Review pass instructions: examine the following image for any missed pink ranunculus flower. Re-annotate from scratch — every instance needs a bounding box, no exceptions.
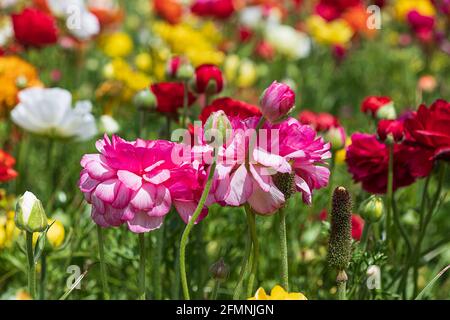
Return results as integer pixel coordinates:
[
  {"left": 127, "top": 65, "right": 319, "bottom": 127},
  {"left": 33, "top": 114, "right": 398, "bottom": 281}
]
[
  {"left": 79, "top": 135, "right": 206, "bottom": 233},
  {"left": 260, "top": 81, "right": 296, "bottom": 124},
  {"left": 196, "top": 115, "right": 331, "bottom": 214}
]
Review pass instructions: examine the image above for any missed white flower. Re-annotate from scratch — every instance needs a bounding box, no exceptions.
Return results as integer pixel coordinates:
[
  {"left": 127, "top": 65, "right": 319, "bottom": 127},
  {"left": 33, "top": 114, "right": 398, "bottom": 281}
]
[
  {"left": 47, "top": 0, "right": 100, "bottom": 40},
  {"left": 11, "top": 87, "right": 97, "bottom": 141},
  {"left": 68, "top": 10, "right": 100, "bottom": 40},
  {"left": 265, "top": 24, "right": 311, "bottom": 60},
  {"left": 0, "top": 0, "right": 18, "bottom": 9},
  {"left": 99, "top": 115, "right": 120, "bottom": 134},
  {"left": 239, "top": 6, "right": 281, "bottom": 29}
]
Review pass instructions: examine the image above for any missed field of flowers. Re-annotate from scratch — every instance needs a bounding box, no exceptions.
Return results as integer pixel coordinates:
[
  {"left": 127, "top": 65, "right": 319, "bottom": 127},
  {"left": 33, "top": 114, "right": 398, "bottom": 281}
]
[{"left": 0, "top": 0, "right": 449, "bottom": 301}]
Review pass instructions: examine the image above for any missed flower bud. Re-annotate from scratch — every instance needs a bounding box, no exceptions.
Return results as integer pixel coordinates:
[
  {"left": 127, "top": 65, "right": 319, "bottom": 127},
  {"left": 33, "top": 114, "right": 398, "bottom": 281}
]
[
  {"left": 204, "top": 111, "right": 232, "bottom": 148},
  {"left": 134, "top": 88, "right": 156, "bottom": 110},
  {"left": 14, "top": 191, "right": 48, "bottom": 233},
  {"left": 327, "top": 187, "right": 352, "bottom": 271},
  {"left": 377, "top": 119, "right": 404, "bottom": 144},
  {"left": 360, "top": 195, "right": 384, "bottom": 223},
  {"left": 166, "top": 56, "right": 194, "bottom": 81},
  {"left": 260, "top": 81, "right": 295, "bottom": 123},
  {"left": 324, "top": 126, "right": 346, "bottom": 151},
  {"left": 193, "top": 64, "right": 224, "bottom": 95},
  {"left": 209, "top": 258, "right": 229, "bottom": 281},
  {"left": 376, "top": 102, "right": 397, "bottom": 120},
  {"left": 361, "top": 96, "right": 396, "bottom": 119}
]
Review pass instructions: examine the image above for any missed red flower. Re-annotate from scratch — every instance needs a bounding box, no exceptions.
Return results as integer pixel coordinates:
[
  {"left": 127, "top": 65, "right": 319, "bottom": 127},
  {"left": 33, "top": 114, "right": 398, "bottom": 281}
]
[
  {"left": 194, "top": 64, "right": 224, "bottom": 95},
  {"left": 150, "top": 82, "right": 196, "bottom": 115},
  {"left": 12, "top": 8, "right": 58, "bottom": 48},
  {"left": 199, "top": 97, "right": 261, "bottom": 123},
  {"left": 404, "top": 99, "right": 450, "bottom": 161},
  {"left": 346, "top": 133, "right": 432, "bottom": 194},
  {"left": 315, "top": 0, "right": 361, "bottom": 21},
  {"left": 191, "top": 0, "right": 235, "bottom": 19},
  {"left": 351, "top": 214, "right": 365, "bottom": 241},
  {"left": 0, "top": 150, "right": 18, "bottom": 182},
  {"left": 255, "top": 41, "right": 275, "bottom": 60},
  {"left": 377, "top": 119, "right": 404, "bottom": 143},
  {"left": 298, "top": 110, "right": 340, "bottom": 132},
  {"left": 238, "top": 26, "right": 253, "bottom": 43},
  {"left": 361, "top": 96, "right": 392, "bottom": 117},
  {"left": 407, "top": 10, "right": 435, "bottom": 43}
]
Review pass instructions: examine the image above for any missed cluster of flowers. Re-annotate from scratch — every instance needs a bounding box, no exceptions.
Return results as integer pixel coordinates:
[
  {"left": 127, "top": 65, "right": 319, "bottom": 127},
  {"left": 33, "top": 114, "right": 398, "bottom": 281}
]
[
  {"left": 79, "top": 81, "right": 332, "bottom": 233},
  {"left": 347, "top": 96, "right": 450, "bottom": 194}
]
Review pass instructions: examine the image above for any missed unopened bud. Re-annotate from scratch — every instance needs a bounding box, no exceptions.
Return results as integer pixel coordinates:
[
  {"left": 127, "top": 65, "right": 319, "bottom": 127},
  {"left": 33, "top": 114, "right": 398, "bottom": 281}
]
[
  {"left": 209, "top": 258, "right": 229, "bottom": 281},
  {"left": 260, "top": 81, "right": 295, "bottom": 123},
  {"left": 360, "top": 195, "right": 384, "bottom": 223},
  {"left": 134, "top": 88, "right": 156, "bottom": 110},
  {"left": 14, "top": 191, "right": 48, "bottom": 233},
  {"left": 204, "top": 111, "right": 232, "bottom": 148},
  {"left": 376, "top": 101, "right": 396, "bottom": 120},
  {"left": 324, "top": 126, "right": 346, "bottom": 151}
]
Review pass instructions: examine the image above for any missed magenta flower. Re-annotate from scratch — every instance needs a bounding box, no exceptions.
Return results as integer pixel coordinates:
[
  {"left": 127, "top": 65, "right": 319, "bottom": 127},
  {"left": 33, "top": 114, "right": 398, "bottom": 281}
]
[
  {"left": 260, "top": 81, "right": 296, "bottom": 123},
  {"left": 79, "top": 135, "right": 205, "bottom": 233}
]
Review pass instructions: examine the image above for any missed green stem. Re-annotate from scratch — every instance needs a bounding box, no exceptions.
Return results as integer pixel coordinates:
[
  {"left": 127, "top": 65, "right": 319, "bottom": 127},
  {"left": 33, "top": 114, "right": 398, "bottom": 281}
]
[
  {"left": 96, "top": 225, "right": 110, "bottom": 300},
  {"left": 180, "top": 161, "right": 217, "bottom": 300},
  {"left": 279, "top": 207, "right": 289, "bottom": 291},
  {"left": 153, "top": 225, "right": 164, "bottom": 300},
  {"left": 232, "top": 208, "right": 253, "bottom": 300},
  {"left": 246, "top": 205, "right": 259, "bottom": 298},
  {"left": 211, "top": 280, "right": 220, "bottom": 300},
  {"left": 26, "top": 231, "right": 36, "bottom": 299},
  {"left": 138, "top": 233, "right": 146, "bottom": 300},
  {"left": 39, "top": 253, "right": 47, "bottom": 300},
  {"left": 360, "top": 222, "right": 371, "bottom": 250},
  {"left": 337, "top": 281, "right": 347, "bottom": 300},
  {"left": 385, "top": 144, "right": 394, "bottom": 245}
]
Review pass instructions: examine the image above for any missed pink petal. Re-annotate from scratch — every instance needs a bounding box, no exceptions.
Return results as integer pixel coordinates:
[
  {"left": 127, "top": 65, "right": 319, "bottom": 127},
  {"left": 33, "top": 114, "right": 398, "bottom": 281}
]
[
  {"left": 174, "top": 200, "right": 208, "bottom": 224},
  {"left": 94, "top": 179, "right": 118, "bottom": 203},
  {"left": 295, "top": 175, "right": 312, "bottom": 204},
  {"left": 117, "top": 170, "right": 142, "bottom": 191},
  {"left": 130, "top": 183, "right": 156, "bottom": 211},
  {"left": 148, "top": 186, "right": 171, "bottom": 217},
  {"left": 127, "top": 212, "right": 164, "bottom": 233},
  {"left": 249, "top": 164, "right": 271, "bottom": 192},
  {"left": 247, "top": 180, "right": 285, "bottom": 215},
  {"left": 111, "top": 183, "right": 132, "bottom": 209},
  {"left": 224, "top": 164, "right": 253, "bottom": 206},
  {"left": 86, "top": 160, "right": 115, "bottom": 180},
  {"left": 143, "top": 169, "right": 170, "bottom": 185}
]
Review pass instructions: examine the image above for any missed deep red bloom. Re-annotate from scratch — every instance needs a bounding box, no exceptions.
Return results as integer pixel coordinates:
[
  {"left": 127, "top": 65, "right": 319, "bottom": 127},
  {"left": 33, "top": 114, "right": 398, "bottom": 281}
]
[
  {"left": 361, "top": 96, "right": 392, "bottom": 117},
  {"left": 0, "top": 150, "right": 18, "bottom": 182},
  {"left": 12, "top": 8, "right": 58, "bottom": 48},
  {"left": 407, "top": 10, "right": 435, "bottom": 43},
  {"left": 315, "top": 0, "right": 361, "bottom": 21},
  {"left": 351, "top": 214, "right": 365, "bottom": 241},
  {"left": 199, "top": 97, "right": 261, "bottom": 123},
  {"left": 194, "top": 64, "right": 224, "bottom": 94},
  {"left": 346, "top": 133, "right": 432, "bottom": 194},
  {"left": 377, "top": 119, "right": 404, "bottom": 143},
  {"left": 166, "top": 56, "right": 182, "bottom": 79},
  {"left": 191, "top": 0, "right": 235, "bottom": 19},
  {"left": 404, "top": 99, "right": 450, "bottom": 161},
  {"left": 238, "top": 26, "right": 253, "bottom": 43},
  {"left": 298, "top": 110, "right": 340, "bottom": 132},
  {"left": 150, "top": 82, "right": 196, "bottom": 115}
]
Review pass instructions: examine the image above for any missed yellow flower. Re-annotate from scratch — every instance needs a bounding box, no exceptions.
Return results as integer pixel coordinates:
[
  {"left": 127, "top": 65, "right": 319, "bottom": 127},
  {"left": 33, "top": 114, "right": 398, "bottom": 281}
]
[
  {"left": 307, "top": 16, "right": 354, "bottom": 46},
  {"left": 0, "top": 56, "right": 42, "bottom": 116},
  {"left": 153, "top": 21, "right": 224, "bottom": 67},
  {"left": 135, "top": 53, "right": 152, "bottom": 72},
  {"left": 249, "top": 285, "right": 307, "bottom": 300},
  {"left": 0, "top": 210, "right": 20, "bottom": 249},
  {"left": 335, "top": 137, "right": 352, "bottom": 165},
  {"left": 15, "top": 290, "right": 32, "bottom": 300},
  {"left": 99, "top": 32, "right": 134, "bottom": 58},
  {"left": 47, "top": 219, "right": 65, "bottom": 248},
  {"left": 224, "top": 55, "right": 258, "bottom": 88},
  {"left": 394, "top": 0, "right": 435, "bottom": 21}
]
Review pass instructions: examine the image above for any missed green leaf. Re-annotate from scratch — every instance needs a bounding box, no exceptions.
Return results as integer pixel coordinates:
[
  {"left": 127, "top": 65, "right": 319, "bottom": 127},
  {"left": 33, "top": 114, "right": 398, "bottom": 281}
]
[{"left": 415, "top": 265, "right": 450, "bottom": 300}]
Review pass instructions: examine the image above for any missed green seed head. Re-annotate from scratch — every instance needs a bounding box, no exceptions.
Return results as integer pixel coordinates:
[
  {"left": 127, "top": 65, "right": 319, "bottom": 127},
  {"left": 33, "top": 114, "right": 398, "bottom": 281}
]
[
  {"left": 273, "top": 172, "right": 296, "bottom": 201},
  {"left": 327, "top": 186, "right": 352, "bottom": 271}
]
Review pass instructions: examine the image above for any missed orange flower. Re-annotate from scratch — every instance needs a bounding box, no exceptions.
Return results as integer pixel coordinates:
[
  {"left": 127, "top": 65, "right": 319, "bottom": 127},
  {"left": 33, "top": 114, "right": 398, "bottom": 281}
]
[
  {"left": 0, "top": 56, "right": 42, "bottom": 117},
  {"left": 153, "top": 0, "right": 184, "bottom": 25},
  {"left": 341, "top": 5, "right": 377, "bottom": 38}
]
